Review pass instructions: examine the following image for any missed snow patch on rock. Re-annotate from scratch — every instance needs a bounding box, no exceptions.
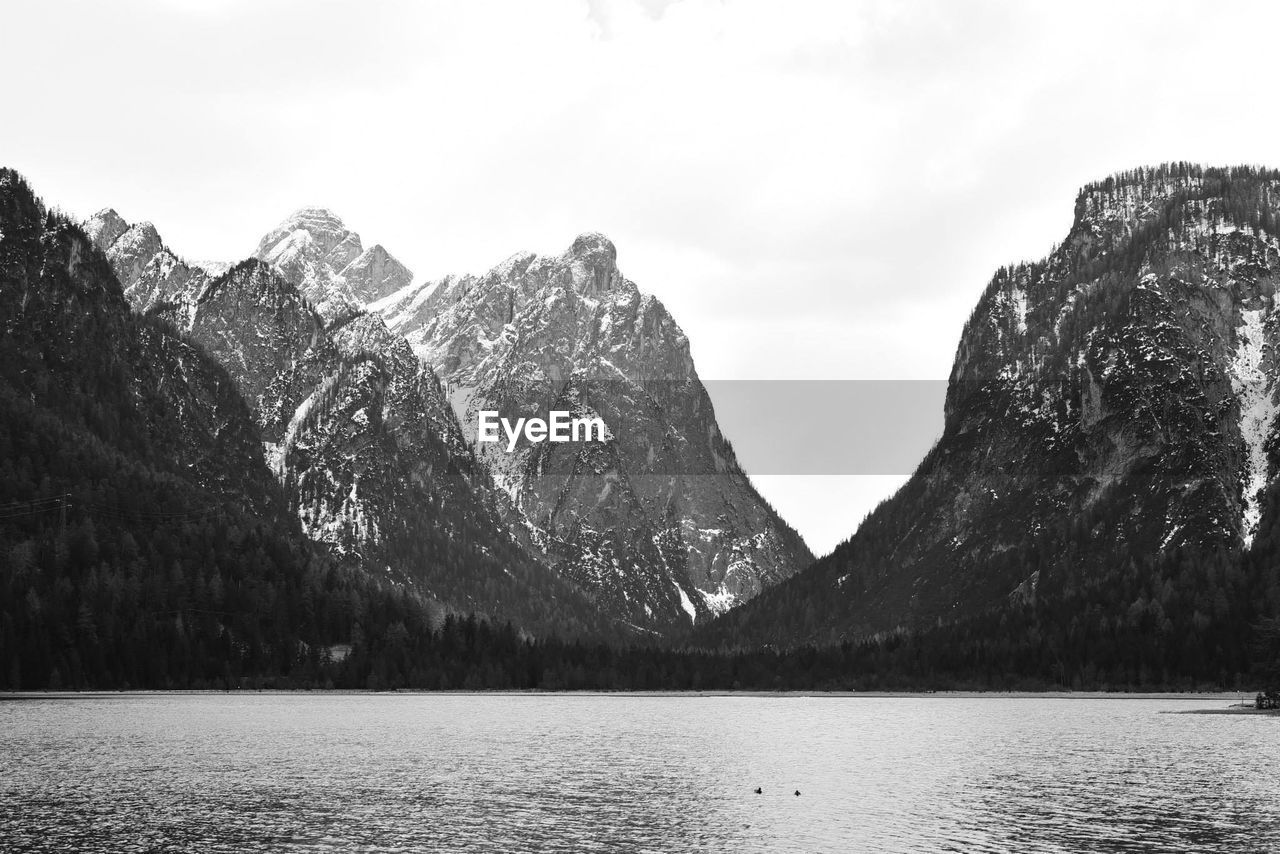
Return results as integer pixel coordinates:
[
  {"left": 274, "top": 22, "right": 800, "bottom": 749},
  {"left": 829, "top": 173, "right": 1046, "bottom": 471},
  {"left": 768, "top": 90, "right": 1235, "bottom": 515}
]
[
  {"left": 1229, "top": 307, "right": 1277, "bottom": 547},
  {"left": 673, "top": 581, "right": 697, "bottom": 624}
]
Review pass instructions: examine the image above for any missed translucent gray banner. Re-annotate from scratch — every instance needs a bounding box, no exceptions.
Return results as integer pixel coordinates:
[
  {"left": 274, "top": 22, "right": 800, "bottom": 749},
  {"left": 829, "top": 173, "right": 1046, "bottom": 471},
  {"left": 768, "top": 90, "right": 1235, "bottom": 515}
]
[
  {"left": 702, "top": 380, "right": 946, "bottom": 476},
  {"left": 452, "top": 379, "right": 947, "bottom": 476}
]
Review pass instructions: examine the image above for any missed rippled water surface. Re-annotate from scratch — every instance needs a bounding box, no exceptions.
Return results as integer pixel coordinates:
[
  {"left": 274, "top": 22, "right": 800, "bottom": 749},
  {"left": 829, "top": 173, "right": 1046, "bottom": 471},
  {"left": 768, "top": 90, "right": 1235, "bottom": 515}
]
[{"left": 1, "top": 694, "right": 1278, "bottom": 852}]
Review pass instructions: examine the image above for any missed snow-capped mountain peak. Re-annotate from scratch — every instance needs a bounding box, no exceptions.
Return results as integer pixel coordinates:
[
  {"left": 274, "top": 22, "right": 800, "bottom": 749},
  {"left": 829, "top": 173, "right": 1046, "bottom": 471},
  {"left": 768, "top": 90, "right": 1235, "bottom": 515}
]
[
  {"left": 376, "top": 231, "right": 813, "bottom": 629},
  {"left": 85, "top": 205, "right": 811, "bottom": 636},
  {"left": 253, "top": 208, "right": 412, "bottom": 320}
]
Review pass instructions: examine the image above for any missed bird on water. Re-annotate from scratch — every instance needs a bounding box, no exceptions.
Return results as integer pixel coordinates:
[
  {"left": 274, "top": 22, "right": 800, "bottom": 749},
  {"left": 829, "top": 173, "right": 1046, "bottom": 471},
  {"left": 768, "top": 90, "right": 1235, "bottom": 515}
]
[
  {"left": 754, "top": 787, "right": 762, "bottom": 794},
  {"left": 794, "top": 790, "right": 801, "bottom": 797}
]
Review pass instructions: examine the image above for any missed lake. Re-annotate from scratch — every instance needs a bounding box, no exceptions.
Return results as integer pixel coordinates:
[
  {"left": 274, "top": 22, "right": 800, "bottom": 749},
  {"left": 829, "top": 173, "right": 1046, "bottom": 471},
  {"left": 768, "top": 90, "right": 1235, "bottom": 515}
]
[{"left": 1, "top": 694, "right": 1276, "bottom": 852}]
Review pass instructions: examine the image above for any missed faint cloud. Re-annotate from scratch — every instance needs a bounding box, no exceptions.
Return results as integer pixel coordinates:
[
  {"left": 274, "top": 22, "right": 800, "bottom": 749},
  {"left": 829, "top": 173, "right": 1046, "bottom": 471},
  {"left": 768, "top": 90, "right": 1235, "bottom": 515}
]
[{"left": 586, "top": 0, "right": 688, "bottom": 38}]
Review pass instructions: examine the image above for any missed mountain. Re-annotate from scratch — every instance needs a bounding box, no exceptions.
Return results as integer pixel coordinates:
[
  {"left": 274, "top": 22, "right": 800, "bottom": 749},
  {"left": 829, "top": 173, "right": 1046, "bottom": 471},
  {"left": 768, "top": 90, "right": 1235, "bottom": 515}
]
[
  {"left": 373, "top": 232, "right": 813, "bottom": 631},
  {"left": 0, "top": 168, "right": 452, "bottom": 690},
  {"left": 9, "top": 163, "right": 1276, "bottom": 689},
  {"left": 90, "top": 202, "right": 809, "bottom": 637},
  {"left": 86, "top": 210, "right": 615, "bottom": 638},
  {"left": 81, "top": 202, "right": 810, "bottom": 637},
  {"left": 700, "top": 164, "right": 1280, "bottom": 672},
  {"left": 253, "top": 208, "right": 412, "bottom": 321}
]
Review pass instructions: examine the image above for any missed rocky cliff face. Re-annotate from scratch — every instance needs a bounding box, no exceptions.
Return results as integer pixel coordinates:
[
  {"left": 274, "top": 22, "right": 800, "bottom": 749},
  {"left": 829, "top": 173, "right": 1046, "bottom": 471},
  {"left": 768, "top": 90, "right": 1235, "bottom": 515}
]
[
  {"left": 375, "top": 232, "right": 813, "bottom": 631},
  {"left": 88, "top": 211, "right": 613, "bottom": 638},
  {"left": 701, "top": 164, "right": 1280, "bottom": 646}
]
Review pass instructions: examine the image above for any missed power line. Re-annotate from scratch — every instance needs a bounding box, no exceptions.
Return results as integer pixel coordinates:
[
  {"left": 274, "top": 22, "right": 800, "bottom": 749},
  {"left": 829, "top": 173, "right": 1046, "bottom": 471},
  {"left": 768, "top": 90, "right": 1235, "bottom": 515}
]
[
  {"left": 79, "top": 501, "right": 224, "bottom": 521},
  {"left": 0, "top": 495, "right": 69, "bottom": 520},
  {"left": 0, "top": 496, "right": 66, "bottom": 512},
  {"left": 0, "top": 496, "right": 65, "bottom": 505},
  {"left": 0, "top": 494, "right": 227, "bottom": 524}
]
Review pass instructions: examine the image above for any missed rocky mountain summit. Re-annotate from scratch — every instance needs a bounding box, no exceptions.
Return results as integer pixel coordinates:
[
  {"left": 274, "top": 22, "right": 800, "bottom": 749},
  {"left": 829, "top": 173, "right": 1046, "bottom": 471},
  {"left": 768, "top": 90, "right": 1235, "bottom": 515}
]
[
  {"left": 253, "top": 208, "right": 412, "bottom": 321},
  {"left": 83, "top": 209, "right": 217, "bottom": 321},
  {"left": 375, "top": 232, "right": 812, "bottom": 630},
  {"left": 702, "top": 164, "right": 1280, "bottom": 649}
]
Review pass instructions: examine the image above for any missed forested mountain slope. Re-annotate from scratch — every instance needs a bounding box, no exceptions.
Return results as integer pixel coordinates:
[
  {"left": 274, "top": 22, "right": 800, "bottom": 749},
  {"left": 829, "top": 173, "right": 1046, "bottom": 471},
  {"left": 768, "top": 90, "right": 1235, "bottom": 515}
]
[
  {"left": 0, "top": 169, "right": 460, "bottom": 689},
  {"left": 699, "top": 165, "right": 1280, "bottom": 687}
]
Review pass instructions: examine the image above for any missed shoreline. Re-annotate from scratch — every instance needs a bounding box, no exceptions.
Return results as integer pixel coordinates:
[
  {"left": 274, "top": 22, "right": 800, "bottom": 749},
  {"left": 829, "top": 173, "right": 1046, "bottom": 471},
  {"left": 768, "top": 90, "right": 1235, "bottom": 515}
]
[
  {"left": 0, "top": 689, "right": 1263, "bottom": 702},
  {"left": 1173, "top": 705, "right": 1280, "bottom": 716}
]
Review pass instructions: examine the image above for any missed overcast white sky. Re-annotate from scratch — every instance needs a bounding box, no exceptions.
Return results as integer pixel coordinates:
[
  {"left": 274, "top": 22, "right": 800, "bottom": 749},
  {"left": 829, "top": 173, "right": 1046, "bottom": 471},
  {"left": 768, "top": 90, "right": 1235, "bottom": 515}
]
[{"left": 7, "top": 0, "right": 1280, "bottom": 554}]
